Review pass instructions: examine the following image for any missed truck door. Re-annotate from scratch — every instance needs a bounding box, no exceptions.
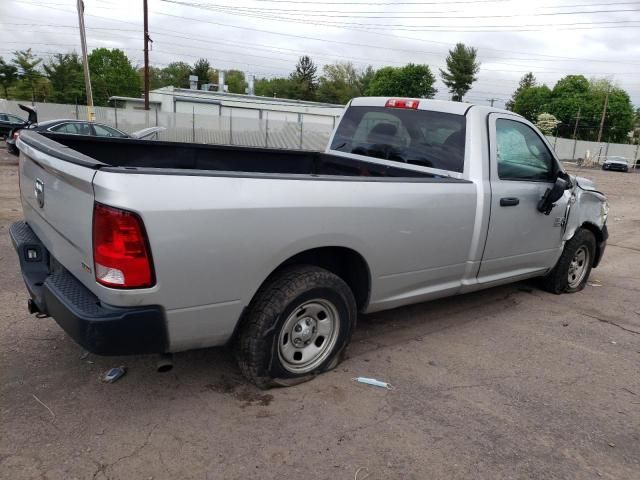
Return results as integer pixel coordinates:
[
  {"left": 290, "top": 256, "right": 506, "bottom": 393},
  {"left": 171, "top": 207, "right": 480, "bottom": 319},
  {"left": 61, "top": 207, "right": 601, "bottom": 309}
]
[{"left": 477, "top": 114, "right": 569, "bottom": 282}]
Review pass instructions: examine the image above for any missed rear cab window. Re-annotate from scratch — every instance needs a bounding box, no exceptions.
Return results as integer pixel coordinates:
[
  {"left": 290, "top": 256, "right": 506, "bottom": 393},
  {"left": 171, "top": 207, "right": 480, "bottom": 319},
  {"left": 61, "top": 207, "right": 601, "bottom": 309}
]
[{"left": 330, "top": 106, "right": 466, "bottom": 173}]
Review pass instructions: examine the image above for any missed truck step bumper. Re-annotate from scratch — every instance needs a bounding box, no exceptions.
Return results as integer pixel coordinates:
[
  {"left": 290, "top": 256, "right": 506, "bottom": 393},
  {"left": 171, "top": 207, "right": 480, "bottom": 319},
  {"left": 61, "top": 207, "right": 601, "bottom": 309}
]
[{"left": 10, "top": 221, "right": 169, "bottom": 355}]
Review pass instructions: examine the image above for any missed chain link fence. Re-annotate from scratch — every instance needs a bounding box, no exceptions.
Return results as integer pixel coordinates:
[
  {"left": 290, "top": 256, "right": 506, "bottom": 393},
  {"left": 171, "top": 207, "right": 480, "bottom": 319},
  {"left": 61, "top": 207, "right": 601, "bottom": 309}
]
[{"left": 0, "top": 99, "right": 336, "bottom": 151}]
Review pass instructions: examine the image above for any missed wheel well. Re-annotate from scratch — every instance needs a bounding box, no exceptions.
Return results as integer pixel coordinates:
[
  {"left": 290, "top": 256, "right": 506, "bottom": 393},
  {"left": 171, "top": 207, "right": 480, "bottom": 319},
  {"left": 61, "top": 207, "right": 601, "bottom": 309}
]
[
  {"left": 277, "top": 247, "right": 371, "bottom": 311},
  {"left": 580, "top": 222, "right": 604, "bottom": 267}
]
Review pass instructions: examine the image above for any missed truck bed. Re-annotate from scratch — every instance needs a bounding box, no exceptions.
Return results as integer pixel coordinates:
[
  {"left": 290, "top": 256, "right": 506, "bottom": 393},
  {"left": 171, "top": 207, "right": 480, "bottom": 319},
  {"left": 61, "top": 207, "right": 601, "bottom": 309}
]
[{"left": 23, "top": 132, "right": 437, "bottom": 179}]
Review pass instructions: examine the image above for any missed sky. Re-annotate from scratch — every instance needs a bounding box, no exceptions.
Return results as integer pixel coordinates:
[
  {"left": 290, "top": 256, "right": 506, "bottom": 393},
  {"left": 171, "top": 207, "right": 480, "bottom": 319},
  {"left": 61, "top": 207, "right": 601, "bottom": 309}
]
[{"left": 1, "top": 0, "right": 639, "bottom": 108}]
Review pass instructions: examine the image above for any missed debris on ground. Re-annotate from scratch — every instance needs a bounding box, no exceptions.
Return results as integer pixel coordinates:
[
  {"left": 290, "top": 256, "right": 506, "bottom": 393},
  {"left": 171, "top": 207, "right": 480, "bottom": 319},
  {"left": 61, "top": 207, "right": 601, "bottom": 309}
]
[
  {"left": 32, "top": 394, "right": 55, "bottom": 419},
  {"left": 354, "top": 466, "right": 372, "bottom": 480},
  {"left": 588, "top": 280, "right": 603, "bottom": 287},
  {"left": 354, "top": 377, "right": 394, "bottom": 390},
  {"left": 102, "top": 367, "right": 127, "bottom": 383}
]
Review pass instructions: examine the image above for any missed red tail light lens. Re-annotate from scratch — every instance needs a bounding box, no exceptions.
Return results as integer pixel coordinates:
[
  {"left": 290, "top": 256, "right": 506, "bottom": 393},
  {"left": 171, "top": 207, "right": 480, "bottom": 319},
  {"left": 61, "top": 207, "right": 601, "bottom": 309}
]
[
  {"left": 385, "top": 98, "right": 420, "bottom": 109},
  {"left": 93, "top": 203, "right": 155, "bottom": 288},
  {"left": 12, "top": 130, "right": 20, "bottom": 139}
]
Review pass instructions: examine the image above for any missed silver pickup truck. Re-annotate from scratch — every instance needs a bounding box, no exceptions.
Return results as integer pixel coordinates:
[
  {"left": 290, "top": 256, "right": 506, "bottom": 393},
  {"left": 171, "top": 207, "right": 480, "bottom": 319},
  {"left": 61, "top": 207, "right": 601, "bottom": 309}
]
[{"left": 10, "top": 97, "right": 608, "bottom": 388}]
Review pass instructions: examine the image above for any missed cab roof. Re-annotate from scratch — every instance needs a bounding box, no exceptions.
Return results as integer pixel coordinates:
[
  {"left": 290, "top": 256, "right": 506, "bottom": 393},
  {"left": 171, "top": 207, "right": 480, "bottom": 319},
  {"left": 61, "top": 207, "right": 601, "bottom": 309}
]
[{"left": 349, "top": 97, "right": 515, "bottom": 117}]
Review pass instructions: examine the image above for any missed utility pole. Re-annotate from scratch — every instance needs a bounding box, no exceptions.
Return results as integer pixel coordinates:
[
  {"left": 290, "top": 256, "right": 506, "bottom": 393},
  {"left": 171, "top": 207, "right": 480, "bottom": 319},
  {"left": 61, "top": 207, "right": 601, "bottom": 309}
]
[
  {"left": 571, "top": 107, "right": 581, "bottom": 160},
  {"left": 76, "top": 0, "right": 95, "bottom": 121},
  {"left": 487, "top": 98, "right": 497, "bottom": 107},
  {"left": 143, "top": 0, "right": 150, "bottom": 110},
  {"left": 596, "top": 87, "right": 610, "bottom": 144}
]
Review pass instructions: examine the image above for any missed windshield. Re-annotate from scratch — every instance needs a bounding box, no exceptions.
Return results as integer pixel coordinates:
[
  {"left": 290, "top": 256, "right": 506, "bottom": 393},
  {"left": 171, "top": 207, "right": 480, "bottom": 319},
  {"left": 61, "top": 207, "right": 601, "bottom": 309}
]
[{"left": 330, "top": 106, "right": 466, "bottom": 173}]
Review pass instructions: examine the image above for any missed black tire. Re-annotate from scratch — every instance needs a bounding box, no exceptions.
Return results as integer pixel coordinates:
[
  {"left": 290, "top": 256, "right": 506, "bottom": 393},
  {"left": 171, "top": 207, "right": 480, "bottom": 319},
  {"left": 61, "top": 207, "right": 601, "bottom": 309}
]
[
  {"left": 236, "top": 265, "right": 357, "bottom": 389},
  {"left": 541, "top": 228, "right": 596, "bottom": 294}
]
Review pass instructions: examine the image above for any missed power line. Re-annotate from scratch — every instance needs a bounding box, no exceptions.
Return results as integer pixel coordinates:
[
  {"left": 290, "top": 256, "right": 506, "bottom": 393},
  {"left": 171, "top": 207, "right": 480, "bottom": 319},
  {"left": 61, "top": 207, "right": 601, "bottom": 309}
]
[
  {"left": 8, "top": 3, "right": 640, "bottom": 67},
  {"left": 162, "top": 1, "right": 640, "bottom": 19},
  {"left": 157, "top": 0, "right": 640, "bottom": 15}
]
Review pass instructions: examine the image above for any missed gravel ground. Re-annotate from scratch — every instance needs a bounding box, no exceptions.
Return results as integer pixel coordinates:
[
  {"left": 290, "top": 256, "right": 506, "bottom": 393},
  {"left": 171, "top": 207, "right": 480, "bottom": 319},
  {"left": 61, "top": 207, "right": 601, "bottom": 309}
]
[{"left": 0, "top": 145, "right": 638, "bottom": 480}]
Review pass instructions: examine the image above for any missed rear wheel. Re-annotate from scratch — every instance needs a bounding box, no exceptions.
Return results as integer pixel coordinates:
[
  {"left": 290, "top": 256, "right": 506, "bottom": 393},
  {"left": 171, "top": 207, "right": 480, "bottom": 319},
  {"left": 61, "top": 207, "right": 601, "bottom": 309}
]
[
  {"left": 236, "top": 265, "right": 357, "bottom": 389},
  {"left": 541, "top": 228, "right": 596, "bottom": 294}
]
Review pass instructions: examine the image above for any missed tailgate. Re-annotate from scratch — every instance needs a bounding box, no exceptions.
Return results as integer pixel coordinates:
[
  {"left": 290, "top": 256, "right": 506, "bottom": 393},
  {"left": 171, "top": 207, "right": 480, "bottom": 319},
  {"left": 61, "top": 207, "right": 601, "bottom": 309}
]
[{"left": 17, "top": 131, "right": 104, "bottom": 293}]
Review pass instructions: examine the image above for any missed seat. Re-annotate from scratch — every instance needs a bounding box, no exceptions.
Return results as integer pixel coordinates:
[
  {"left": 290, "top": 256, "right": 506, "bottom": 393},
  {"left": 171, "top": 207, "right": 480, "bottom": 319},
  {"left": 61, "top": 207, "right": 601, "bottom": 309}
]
[{"left": 367, "top": 123, "right": 398, "bottom": 144}]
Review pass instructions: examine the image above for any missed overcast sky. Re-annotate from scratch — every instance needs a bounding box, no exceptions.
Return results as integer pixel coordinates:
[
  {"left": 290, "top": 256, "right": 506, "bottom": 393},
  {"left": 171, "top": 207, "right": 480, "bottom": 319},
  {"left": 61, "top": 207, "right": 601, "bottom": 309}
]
[{"left": 1, "top": 0, "right": 639, "bottom": 109}]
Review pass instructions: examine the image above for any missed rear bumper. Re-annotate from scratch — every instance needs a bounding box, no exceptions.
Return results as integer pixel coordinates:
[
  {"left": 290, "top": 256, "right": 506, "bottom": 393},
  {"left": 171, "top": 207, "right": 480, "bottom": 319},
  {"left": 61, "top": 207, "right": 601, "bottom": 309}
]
[{"left": 10, "top": 221, "right": 168, "bottom": 355}]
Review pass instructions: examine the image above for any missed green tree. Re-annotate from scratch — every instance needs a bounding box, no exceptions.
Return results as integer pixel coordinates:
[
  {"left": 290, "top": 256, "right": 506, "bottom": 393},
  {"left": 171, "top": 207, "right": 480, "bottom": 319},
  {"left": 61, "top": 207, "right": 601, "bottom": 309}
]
[
  {"left": 159, "top": 61, "right": 191, "bottom": 88},
  {"left": 546, "top": 76, "right": 633, "bottom": 143},
  {"left": 0, "top": 57, "right": 18, "bottom": 99},
  {"left": 366, "top": 64, "right": 437, "bottom": 98},
  {"left": 138, "top": 66, "right": 165, "bottom": 90},
  {"left": 254, "top": 77, "right": 298, "bottom": 98},
  {"left": 317, "top": 61, "right": 361, "bottom": 104},
  {"left": 439, "top": 43, "right": 480, "bottom": 101},
  {"left": 631, "top": 107, "right": 640, "bottom": 145},
  {"left": 191, "top": 58, "right": 210, "bottom": 88},
  {"left": 290, "top": 55, "right": 318, "bottom": 100},
  {"left": 225, "top": 69, "right": 246, "bottom": 94},
  {"left": 88, "top": 48, "right": 140, "bottom": 106},
  {"left": 12, "top": 49, "right": 43, "bottom": 102},
  {"left": 591, "top": 82, "right": 634, "bottom": 143},
  {"left": 356, "top": 65, "right": 376, "bottom": 97},
  {"left": 511, "top": 85, "right": 552, "bottom": 122},
  {"left": 44, "top": 53, "right": 85, "bottom": 104},
  {"left": 506, "top": 72, "right": 536, "bottom": 111}
]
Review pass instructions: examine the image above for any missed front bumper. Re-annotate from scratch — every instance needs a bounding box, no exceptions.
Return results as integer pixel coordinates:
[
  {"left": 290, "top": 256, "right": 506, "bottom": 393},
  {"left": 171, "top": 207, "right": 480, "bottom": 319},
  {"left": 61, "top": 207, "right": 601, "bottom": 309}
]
[
  {"left": 603, "top": 163, "right": 628, "bottom": 171},
  {"left": 10, "top": 221, "right": 168, "bottom": 355}
]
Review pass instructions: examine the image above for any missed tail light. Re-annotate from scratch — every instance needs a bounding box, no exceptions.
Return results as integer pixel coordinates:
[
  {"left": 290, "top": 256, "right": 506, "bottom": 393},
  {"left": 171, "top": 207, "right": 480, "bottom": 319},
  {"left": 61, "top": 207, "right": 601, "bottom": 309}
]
[
  {"left": 12, "top": 130, "right": 20, "bottom": 139},
  {"left": 385, "top": 98, "right": 420, "bottom": 109},
  {"left": 92, "top": 203, "right": 155, "bottom": 288}
]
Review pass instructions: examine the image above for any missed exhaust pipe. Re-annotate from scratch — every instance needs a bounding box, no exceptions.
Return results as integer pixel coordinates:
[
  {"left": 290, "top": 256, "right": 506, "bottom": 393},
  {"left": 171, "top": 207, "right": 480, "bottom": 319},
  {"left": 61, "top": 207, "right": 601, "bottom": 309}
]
[{"left": 157, "top": 353, "right": 174, "bottom": 373}]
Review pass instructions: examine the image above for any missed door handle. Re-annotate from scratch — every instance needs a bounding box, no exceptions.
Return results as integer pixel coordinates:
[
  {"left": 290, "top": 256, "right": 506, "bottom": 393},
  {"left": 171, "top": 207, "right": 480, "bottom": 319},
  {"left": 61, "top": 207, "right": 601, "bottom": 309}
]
[{"left": 500, "top": 197, "right": 520, "bottom": 207}]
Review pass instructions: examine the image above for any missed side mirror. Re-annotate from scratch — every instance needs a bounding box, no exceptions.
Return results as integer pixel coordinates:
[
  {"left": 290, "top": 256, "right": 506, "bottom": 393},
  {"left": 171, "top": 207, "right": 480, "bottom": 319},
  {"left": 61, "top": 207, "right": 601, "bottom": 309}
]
[{"left": 537, "top": 176, "right": 569, "bottom": 215}]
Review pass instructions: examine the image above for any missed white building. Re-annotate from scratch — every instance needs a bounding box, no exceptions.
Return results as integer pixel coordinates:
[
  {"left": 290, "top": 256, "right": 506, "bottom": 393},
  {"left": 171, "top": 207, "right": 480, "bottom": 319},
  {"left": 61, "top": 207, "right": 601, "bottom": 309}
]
[{"left": 110, "top": 86, "right": 344, "bottom": 126}]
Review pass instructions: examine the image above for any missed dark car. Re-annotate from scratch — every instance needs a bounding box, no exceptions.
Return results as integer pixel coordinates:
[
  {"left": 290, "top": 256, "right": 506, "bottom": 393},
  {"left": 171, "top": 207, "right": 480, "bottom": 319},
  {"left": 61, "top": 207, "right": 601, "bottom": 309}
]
[
  {"left": 601, "top": 156, "right": 629, "bottom": 172},
  {"left": 7, "top": 118, "right": 163, "bottom": 155},
  {"left": 0, "top": 112, "right": 28, "bottom": 139}
]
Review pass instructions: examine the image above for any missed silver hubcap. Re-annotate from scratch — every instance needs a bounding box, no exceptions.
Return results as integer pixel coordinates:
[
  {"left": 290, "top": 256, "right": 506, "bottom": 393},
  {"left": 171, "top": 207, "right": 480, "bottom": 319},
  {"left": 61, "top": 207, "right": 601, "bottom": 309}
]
[
  {"left": 278, "top": 299, "right": 340, "bottom": 374},
  {"left": 568, "top": 246, "right": 590, "bottom": 288}
]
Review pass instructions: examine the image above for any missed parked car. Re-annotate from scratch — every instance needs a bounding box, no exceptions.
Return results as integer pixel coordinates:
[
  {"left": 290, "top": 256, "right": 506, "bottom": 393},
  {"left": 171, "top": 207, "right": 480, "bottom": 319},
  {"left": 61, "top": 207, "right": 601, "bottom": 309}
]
[
  {"left": 10, "top": 97, "right": 608, "bottom": 388},
  {"left": 601, "top": 156, "right": 629, "bottom": 172},
  {"left": 2, "top": 103, "right": 37, "bottom": 147},
  {"left": 7, "top": 118, "right": 163, "bottom": 155},
  {"left": 0, "top": 112, "right": 28, "bottom": 139}
]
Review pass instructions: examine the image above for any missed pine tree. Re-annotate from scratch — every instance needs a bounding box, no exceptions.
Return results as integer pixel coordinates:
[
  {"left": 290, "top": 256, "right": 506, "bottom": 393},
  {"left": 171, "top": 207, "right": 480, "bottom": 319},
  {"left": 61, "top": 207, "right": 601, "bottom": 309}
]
[{"left": 439, "top": 43, "right": 480, "bottom": 102}]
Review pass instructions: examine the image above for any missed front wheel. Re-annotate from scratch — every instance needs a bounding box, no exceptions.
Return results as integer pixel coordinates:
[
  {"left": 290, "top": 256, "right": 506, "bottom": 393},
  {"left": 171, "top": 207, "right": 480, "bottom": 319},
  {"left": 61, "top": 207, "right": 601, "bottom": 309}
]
[
  {"left": 541, "top": 228, "right": 596, "bottom": 294},
  {"left": 236, "top": 265, "right": 357, "bottom": 389}
]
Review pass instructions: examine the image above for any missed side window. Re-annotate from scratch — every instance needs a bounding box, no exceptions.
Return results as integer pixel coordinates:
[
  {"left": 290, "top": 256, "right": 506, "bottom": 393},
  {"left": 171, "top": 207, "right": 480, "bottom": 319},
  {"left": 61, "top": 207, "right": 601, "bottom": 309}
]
[
  {"left": 93, "top": 124, "right": 126, "bottom": 137},
  {"left": 50, "top": 123, "right": 74, "bottom": 133},
  {"left": 51, "top": 123, "right": 91, "bottom": 135},
  {"left": 496, "top": 119, "right": 556, "bottom": 182}
]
